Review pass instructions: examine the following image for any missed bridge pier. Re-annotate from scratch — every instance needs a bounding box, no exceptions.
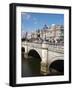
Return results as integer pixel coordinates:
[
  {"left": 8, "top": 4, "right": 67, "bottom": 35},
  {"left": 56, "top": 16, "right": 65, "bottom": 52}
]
[
  {"left": 40, "top": 41, "right": 49, "bottom": 75},
  {"left": 23, "top": 41, "right": 28, "bottom": 58},
  {"left": 41, "top": 62, "right": 49, "bottom": 75},
  {"left": 24, "top": 53, "right": 28, "bottom": 59}
]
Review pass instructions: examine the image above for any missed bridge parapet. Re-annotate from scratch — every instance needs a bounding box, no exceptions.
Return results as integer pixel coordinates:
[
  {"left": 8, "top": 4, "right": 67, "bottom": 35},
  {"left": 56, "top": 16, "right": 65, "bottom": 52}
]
[
  {"left": 48, "top": 45, "right": 64, "bottom": 53},
  {"left": 22, "top": 42, "right": 42, "bottom": 49},
  {"left": 28, "top": 42, "right": 42, "bottom": 48},
  {"left": 22, "top": 41, "right": 64, "bottom": 53}
]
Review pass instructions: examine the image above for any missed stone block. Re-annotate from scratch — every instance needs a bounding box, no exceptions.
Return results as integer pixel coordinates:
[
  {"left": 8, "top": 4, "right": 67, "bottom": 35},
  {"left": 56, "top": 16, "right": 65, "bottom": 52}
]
[{"left": 40, "top": 62, "right": 49, "bottom": 75}]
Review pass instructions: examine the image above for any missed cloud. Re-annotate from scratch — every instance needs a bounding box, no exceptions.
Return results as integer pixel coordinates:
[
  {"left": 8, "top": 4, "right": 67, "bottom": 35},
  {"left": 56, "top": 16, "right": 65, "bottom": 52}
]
[
  {"left": 26, "top": 14, "right": 31, "bottom": 20},
  {"left": 21, "top": 13, "right": 31, "bottom": 20}
]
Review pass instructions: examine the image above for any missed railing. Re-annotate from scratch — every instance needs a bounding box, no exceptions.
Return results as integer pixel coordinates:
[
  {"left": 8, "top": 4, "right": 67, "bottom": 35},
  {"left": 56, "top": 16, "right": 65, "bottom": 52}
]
[
  {"left": 22, "top": 42, "right": 42, "bottom": 48},
  {"left": 22, "top": 41, "right": 64, "bottom": 53},
  {"left": 48, "top": 45, "right": 64, "bottom": 53}
]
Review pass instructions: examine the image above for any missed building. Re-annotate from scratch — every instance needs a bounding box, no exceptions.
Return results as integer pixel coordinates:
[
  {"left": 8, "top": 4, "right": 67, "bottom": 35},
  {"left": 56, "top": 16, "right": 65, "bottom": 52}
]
[
  {"left": 40, "top": 24, "right": 64, "bottom": 43},
  {"left": 22, "top": 24, "right": 64, "bottom": 44}
]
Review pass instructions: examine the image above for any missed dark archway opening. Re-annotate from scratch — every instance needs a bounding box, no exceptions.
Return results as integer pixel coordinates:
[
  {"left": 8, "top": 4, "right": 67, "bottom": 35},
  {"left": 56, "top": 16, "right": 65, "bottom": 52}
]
[
  {"left": 21, "top": 47, "right": 25, "bottom": 59},
  {"left": 28, "top": 49, "right": 42, "bottom": 76},
  {"left": 28, "top": 50, "right": 41, "bottom": 59},
  {"left": 22, "top": 47, "right": 25, "bottom": 52},
  {"left": 49, "top": 60, "right": 64, "bottom": 75}
]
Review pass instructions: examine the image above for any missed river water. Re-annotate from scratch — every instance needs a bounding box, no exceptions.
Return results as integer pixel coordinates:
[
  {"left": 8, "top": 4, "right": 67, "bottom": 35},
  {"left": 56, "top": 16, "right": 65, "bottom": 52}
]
[
  {"left": 21, "top": 53, "right": 64, "bottom": 77},
  {"left": 21, "top": 53, "right": 42, "bottom": 77}
]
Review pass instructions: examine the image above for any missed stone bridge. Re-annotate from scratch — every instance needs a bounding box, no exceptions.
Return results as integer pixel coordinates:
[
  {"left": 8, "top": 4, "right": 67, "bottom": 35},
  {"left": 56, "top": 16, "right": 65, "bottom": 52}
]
[{"left": 21, "top": 41, "right": 64, "bottom": 75}]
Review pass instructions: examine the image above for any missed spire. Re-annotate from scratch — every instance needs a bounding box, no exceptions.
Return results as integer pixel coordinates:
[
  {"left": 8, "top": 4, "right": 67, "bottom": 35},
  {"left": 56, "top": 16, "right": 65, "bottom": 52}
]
[{"left": 43, "top": 24, "right": 48, "bottom": 29}]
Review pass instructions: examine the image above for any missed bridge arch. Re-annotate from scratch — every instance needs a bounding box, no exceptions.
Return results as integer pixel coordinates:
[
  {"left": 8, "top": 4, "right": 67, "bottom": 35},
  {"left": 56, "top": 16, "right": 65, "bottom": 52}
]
[
  {"left": 21, "top": 47, "right": 25, "bottom": 58},
  {"left": 49, "top": 56, "right": 64, "bottom": 65},
  {"left": 49, "top": 59, "right": 64, "bottom": 75},
  {"left": 28, "top": 49, "right": 42, "bottom": 61},
  {"left": 21, "top": 47, "right": 25, "bottom": 52},
  {"left": 28, "top": 49, "right": 42, "bottom": 75}
]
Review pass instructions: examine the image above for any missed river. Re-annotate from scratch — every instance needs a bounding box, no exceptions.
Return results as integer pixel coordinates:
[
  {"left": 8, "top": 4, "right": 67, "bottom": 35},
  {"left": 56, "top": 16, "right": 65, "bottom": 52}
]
[{"left": 21, "top": 53, "right": 64, "bottom": 77}]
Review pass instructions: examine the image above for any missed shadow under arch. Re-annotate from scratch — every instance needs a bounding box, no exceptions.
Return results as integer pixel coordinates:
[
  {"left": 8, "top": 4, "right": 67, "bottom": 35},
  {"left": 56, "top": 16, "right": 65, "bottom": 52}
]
[
  {"left": 21, "top": 47, "right": 25, "bottom": 52},
  {"left": 28, "top": 49, "right": 42, "bottom": 61},
  {"left": 21, "top": 47, "right": 25, "bottom": 58},
  {"left": 49, "top": 60, "right": 64, "bottom": 75},
  {"left": 28, "top": 49, "right": 42, "bottom": 76}
]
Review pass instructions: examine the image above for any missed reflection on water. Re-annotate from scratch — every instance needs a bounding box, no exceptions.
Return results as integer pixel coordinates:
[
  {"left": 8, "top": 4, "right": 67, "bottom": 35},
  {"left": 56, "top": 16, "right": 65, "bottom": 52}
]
[
  {"left": 21, "top": 53, "right": 64, "bottom": 77},
  {"left": 22, "top": 53, "right": 42, "bottom": 77}
]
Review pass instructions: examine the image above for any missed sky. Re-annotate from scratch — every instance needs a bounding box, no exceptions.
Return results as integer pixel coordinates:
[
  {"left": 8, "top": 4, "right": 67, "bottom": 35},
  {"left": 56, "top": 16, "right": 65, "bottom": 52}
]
[{"left": 21, "top": 12, "right": 64, "bottom": 33}]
